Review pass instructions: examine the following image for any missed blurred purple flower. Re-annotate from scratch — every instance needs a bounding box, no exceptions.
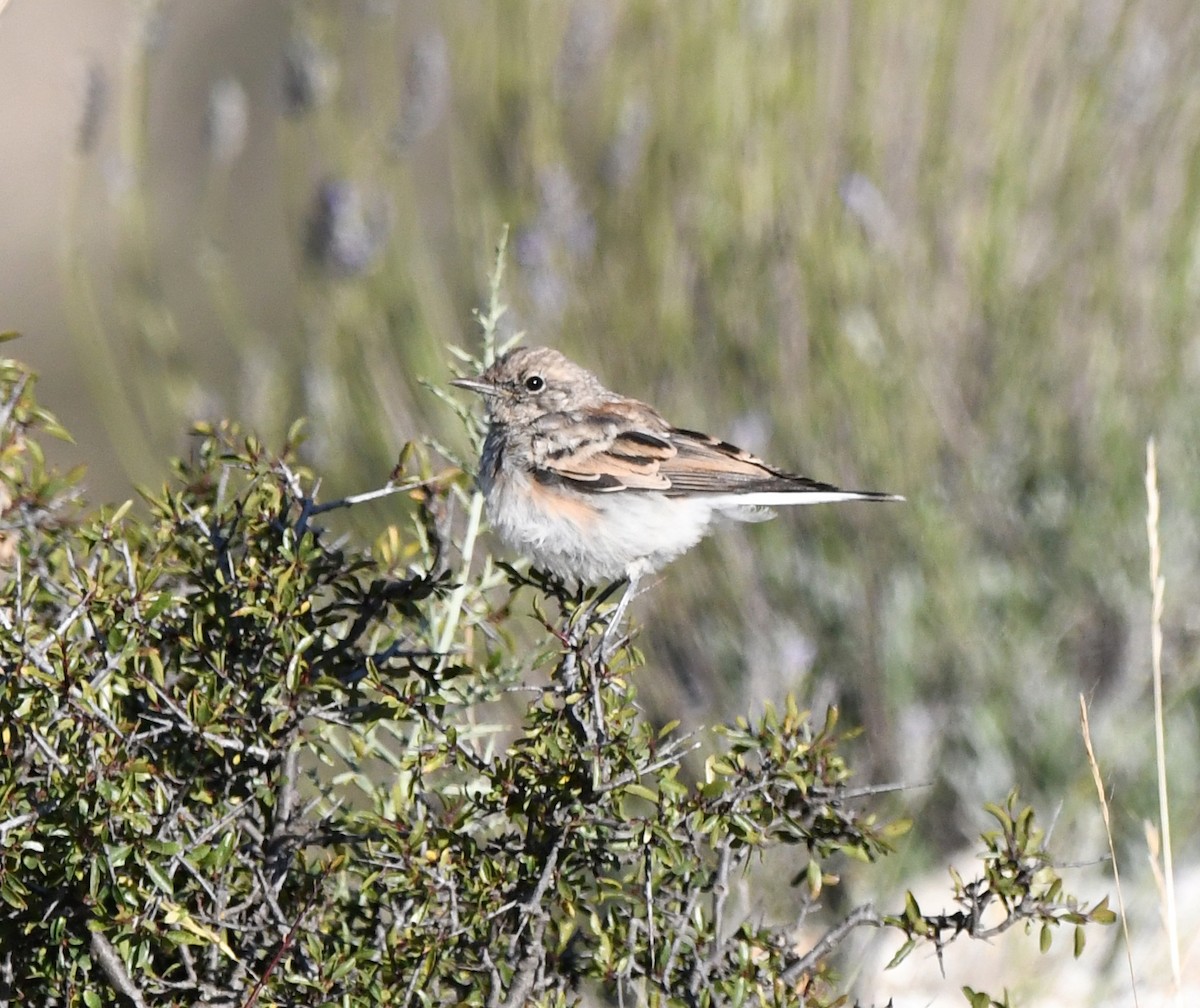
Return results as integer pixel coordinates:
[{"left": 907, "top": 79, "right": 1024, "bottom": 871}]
[
  {"left": 393, "top": 30, "right": 450, "bottom": 149},
  {"left": 839, "top": 172, "right": 901, "bottom": 251},
  {"left": 204, "top": 76, "right": 249, "bottom": 166},
  {"left": 515, "top": 164, "right": 596, "bottom": 321},
  {"left": 77, "top": 61, "right": 109, "bottom": 154},
  {"left": 283, "top": 34, "right": 337, "bottom": 116},
  {"left": 305, "top": 180, "right": 390, "bottom": 277},
  {"left": 555, "top": 0, "right": 615, "bottom": 100},
  {"left": 602, "top": 95, "right": 651, "bottom": 191},
  {"left": 537, "top": 163, "right": 596, "bottom": 257}
]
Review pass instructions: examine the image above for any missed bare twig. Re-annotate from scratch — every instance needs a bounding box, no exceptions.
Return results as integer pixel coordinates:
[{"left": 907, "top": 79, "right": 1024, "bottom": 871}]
[
  {"left": 91, "top": 929, "right": 148, "bottom": 1008},
  {"left": 781, "top": 903, "right": 881, "bottom": 984},
  {"left": 239, "top": 863, "right": 333, "bottom": 1008},
  {"left": 307, "top": 479, "right": 425, "bottom": 517},
  {"left": 494, "top": 832, "right": 566, "bottom": 1008},
  {"left": 0, "top": 371, "right": 28, "bottom": 434},
  {"left": 1144, "top": 437, "right": 1180, "bottom": 988},
  {"left": 266, "top": 742, "right": 301, "bottom": 891},
  {"left": 1080, "top": 694, "right": 1139, "bottom": 1008},
  {"left": 687, "top": 842, "right": 739, "bottom": 997}
]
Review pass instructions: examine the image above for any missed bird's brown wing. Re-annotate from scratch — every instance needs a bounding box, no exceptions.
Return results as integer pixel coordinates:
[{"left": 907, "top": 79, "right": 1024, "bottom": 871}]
[
  {"left": 530, "top": 404, "right": 847, "bottom": 497},
  {"left": 658, "top": 428, "right": 847, "bottom": 496},
  {"left": 531, "top": 404, "right": 675, "bottom": 492}
]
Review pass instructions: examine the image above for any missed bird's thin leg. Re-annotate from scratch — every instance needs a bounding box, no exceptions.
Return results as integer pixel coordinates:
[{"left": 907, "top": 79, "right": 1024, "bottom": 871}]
[{"left": 600, "top": 568, "right": 642, "bottom": 658}]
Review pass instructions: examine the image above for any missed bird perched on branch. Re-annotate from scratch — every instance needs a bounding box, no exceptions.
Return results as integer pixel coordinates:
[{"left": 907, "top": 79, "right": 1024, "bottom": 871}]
[{"left": 452, "top": 346, "right": 901, "bottom": 635}]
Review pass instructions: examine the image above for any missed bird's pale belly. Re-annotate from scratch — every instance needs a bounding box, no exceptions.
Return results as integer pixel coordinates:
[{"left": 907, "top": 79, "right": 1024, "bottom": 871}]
[{"left": 483, "top": 468, "right": 714, "bottom": 584}]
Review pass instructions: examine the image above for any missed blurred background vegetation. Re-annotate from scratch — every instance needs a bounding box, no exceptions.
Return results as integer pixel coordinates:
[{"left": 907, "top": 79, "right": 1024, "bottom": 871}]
[{"left": 4, "top": 0, "right": 1199, "bottom": 1000}]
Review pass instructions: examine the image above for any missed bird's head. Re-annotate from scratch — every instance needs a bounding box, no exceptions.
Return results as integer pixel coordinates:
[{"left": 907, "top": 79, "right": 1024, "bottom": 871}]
[{"left": 450, "top": 346, "right": 608, "bottom": 425}]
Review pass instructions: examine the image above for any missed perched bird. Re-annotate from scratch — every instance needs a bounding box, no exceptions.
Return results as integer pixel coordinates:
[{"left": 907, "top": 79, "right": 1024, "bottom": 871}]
[{"left": 452, "top": 346, "right": 901, "bottom": 630}]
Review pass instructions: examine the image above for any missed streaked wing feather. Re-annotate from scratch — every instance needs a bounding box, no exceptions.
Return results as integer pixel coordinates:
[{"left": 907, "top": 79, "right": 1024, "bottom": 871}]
[
  {"left": 538, "top": 416, "right": 674, "bottom": 492},
  {"left": 658, "top": 428, "right": 835, "bottom": 495},
  {"left": 534, "top": 418, "right": 897, "bottom": 501},
  {"left": 609, "top": 429, "right": 675, "bottom": 458}
]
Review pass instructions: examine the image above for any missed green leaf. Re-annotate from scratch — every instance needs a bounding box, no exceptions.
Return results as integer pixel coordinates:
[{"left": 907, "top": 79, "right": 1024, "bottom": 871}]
[
  {"left": 903, "top": 890, "right": 922, "bottom": 924},
  {"left": 1088, "top": 896, "right": 1117, "bottom": 925},
  {"left": 882, "top": 817, "right": 913, "bottom": 839},
  {"left": 961, "top": 988, "right": 991, "bottom": 1008},
  {"left": 886, "top": 938, "right": 917, "bottom": 969},
  {"left": 624, "top": 782, "right": 658, "bottom": 803},
  {"left": 806, "top": 859, "right": 822, "bottom": 898},
  {"left": 983, "top": 801, "right": 1011, "bottom": 830},
  {"left": 146, "top": 592, "right": 175, "bottom": 618}
]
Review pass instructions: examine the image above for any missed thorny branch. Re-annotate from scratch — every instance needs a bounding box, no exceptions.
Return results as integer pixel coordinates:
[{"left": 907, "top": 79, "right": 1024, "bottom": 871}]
[{"left": 1, "top": 368, "right": 1111, "bottom": 1007}]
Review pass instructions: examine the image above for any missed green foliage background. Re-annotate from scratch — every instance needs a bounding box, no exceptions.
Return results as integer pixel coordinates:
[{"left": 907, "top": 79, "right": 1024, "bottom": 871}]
[
  {"left": 18, "top": 1, "right": 1196, "bottom": 997},
  {"left": 0, "top": 352, "right": 1113, "bottom": 1006},
  {"left": 59, "top": 1, "right": 1199, "bottom": 854}
]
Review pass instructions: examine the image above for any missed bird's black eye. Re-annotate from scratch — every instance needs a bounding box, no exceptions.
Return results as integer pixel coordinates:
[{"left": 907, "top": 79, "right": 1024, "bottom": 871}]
[{"left": 524, "top": 374, "right": 545, "bottom": 392}]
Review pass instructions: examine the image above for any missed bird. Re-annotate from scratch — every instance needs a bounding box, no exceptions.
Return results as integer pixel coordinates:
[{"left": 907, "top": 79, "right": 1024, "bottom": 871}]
[{"left": 451, "top": 346, "right": 901, "bottom": 636}]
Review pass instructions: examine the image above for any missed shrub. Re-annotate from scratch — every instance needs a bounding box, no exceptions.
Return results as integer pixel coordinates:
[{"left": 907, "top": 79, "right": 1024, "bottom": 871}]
[{"left": 0, "top": 351, "right": 1111, "bottom": 1007}]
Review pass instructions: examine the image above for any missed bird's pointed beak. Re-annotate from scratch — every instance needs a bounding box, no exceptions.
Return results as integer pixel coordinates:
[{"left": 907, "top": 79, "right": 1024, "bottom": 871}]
[{"left": 449, "top": 376, "right": 502, "bottom": 397}]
